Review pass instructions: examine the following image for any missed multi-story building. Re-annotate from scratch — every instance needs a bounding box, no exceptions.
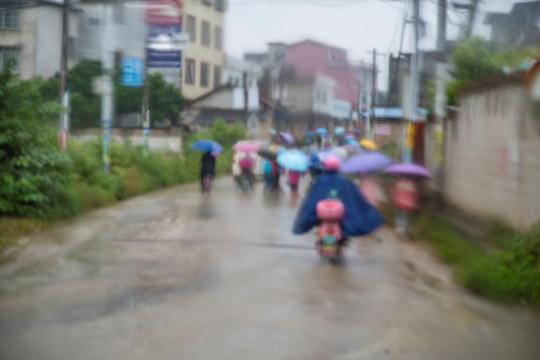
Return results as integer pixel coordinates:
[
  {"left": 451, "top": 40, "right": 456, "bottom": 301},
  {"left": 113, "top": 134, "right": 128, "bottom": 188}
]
[
  {"left": 485, "top": 1, "right": 540, "bottom": 47},
  {"left": 0, "top": 0, "right": 80, "bottom": 79},
  {"left": 245, "top": 40, "right": 372, "bottom": 134},
  {"left": 181, "top": 0, "right": 226, "bottom": 100}
]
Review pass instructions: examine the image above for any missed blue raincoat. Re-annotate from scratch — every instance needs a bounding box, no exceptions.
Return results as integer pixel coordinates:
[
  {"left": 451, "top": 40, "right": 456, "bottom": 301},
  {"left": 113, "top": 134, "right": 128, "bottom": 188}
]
[{"left": 292, "top": 170, "right": 384, "bottom": 236}]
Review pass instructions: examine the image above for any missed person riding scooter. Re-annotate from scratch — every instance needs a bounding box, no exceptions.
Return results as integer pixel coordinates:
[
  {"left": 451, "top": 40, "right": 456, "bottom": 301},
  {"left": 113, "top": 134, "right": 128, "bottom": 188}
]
[
  {"left": 292, "top": 156, "right": 384, "bottom": 247},
  {"left": 238, "top": 153, "right": 255, "bottom": 189}
]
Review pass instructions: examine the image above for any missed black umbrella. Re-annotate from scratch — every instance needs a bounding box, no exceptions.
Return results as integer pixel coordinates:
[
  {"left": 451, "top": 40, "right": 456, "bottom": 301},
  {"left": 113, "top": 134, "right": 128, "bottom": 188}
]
[{"left": 257, "top": 147, "right": 278, "bottom": 160}]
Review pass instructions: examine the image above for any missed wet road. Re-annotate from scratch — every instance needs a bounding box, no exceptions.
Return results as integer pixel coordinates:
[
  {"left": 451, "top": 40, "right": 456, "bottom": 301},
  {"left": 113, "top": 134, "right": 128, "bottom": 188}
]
[{"left": 1, "top": 178, "right": 539, "bottom": 360}]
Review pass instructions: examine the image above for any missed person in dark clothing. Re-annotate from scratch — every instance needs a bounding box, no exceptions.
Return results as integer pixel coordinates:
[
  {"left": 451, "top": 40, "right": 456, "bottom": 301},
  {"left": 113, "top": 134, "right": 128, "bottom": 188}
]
[
  {"left": 200, "top": 151, "right": 216, "bottom": 192},
  {"left": 316, "top": 134, "right": 322, "bottom": 149},
  {"left": 293, "top": 156, "right": 384, "bottom": 244}
]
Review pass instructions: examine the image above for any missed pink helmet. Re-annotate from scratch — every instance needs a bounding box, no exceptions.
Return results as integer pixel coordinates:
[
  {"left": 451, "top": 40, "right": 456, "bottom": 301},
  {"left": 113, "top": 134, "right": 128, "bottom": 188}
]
[{"left": 324, "top": 156, "right": 341, "bottom": 170}]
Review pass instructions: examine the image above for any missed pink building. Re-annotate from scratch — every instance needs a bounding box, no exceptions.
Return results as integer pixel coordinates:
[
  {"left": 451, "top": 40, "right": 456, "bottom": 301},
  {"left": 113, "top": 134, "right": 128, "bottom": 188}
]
[{"left": 285, "top": 39, "right": 373, "bottom": 113}]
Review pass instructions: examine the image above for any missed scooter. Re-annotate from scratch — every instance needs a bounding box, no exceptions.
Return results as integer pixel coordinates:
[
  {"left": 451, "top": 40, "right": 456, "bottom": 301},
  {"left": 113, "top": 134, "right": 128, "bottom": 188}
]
[
  {"left": 316, "top": 198, "right": 345, "bottom": 263},
  {"left": 238, "top": 168, "right": 254, "bottom": 193}
]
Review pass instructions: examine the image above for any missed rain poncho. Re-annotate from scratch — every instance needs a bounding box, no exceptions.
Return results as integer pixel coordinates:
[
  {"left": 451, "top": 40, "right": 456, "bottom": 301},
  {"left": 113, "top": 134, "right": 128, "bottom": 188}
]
[{"left": 293, "top": 170, "right": 384, "bottom": 236}]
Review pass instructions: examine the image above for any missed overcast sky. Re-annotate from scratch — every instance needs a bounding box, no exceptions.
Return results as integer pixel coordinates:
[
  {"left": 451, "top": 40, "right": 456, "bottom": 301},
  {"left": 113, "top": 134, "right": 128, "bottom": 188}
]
[{"left": 224, "top": 0, "right": 522, "bottom": 91}]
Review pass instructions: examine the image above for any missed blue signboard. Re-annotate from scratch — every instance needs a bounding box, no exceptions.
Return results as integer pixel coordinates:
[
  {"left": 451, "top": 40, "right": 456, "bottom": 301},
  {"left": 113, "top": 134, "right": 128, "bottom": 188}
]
[
  {"left": 122, "top": 58, "right": 144, "bottom": 86},
  {"left": 148, "top": 49, "right": 182, "bottom": 69}
]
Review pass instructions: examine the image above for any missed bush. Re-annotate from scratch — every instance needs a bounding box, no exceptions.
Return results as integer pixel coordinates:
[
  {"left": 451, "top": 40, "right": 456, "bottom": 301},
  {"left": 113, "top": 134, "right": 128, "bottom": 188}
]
[
  {"left": 413, "top": 214, "right": 540, "bottom": 306},
  {"left": 0, "top": 59, "right": 80, "bottom": 219},
  {"left": 461, "top": 221, "right": 540, "bottom": 305}
]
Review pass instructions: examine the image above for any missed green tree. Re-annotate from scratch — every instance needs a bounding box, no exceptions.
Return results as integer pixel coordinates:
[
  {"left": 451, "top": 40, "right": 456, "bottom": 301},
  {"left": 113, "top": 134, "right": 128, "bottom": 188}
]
[
  {"left": 148, "top": 73, "right": 185, "bottom": 126},
  {"left": 66, "top": 60, "right": 102, "bottom": 127}
]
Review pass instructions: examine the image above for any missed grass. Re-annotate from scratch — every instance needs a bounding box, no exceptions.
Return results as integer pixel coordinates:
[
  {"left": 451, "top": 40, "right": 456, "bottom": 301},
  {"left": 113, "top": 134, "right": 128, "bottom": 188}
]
[
  {"left": 0, "top": 218, "right": 52, "bottom": 250},
  {"left": 410, "top": 214, "right": 540, "bottom": 306}
]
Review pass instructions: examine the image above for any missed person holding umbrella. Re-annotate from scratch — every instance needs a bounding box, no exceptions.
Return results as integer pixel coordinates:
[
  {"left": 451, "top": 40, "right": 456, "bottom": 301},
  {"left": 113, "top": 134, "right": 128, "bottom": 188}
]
[
  {"left": 293, "top": 156, "right": 384, "bottom": 247},
  {"left": 200, "top": 151, "right": 216, "bottom": 193},
  {"left": 191, "top": 139, "right": 223, "bottom": 194}
]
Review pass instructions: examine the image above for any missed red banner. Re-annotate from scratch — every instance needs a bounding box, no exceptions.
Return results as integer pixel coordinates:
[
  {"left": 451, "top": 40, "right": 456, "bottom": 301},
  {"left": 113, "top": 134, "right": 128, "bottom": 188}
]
[{"left": 145, "top": 0, "right": 183, "bottom": 26}]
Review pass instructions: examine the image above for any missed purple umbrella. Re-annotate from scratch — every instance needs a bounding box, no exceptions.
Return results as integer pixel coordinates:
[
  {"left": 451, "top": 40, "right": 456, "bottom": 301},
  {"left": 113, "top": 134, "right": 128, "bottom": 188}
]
[
  {"left": 341, "top": 151, "right": 392, "bottom": 174},
  {"left": 279, "top": 131, "right": 294, "bottom": 143},
  {"left": 383, "top": 163, "right": 431, "bottom": 178}
]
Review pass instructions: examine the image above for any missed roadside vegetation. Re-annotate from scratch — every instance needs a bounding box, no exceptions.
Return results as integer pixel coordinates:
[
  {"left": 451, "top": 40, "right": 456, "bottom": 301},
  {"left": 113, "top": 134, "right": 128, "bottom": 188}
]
[
  {"left": 447, "top": 37, "right": 540, "bottom": 106},
  {"left": 0, "top": 60, "right": 245, "bottom": 251},
  {"left": 409, "top": 215, "right": 540, "bottom": 306}
]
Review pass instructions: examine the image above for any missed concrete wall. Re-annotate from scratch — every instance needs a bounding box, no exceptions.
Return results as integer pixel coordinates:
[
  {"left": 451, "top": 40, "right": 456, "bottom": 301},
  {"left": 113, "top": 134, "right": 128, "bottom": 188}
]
[
  {"left": 36, "top": 6, "right": 80, "bottom": 79},
  {"left": 72, "top": 128, "right": 183, "bottom": 152},
  {"left": 444, "top": 82, "right": 540, "bottom": 229}
]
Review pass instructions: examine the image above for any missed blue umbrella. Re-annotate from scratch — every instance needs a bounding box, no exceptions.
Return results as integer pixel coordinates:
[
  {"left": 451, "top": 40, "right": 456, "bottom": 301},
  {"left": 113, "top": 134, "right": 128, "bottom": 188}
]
[
  {"left": 277, "top": 149, "right": 309, "bottom": 172},
  {"left": 316, "top": 127, "right": 327, "bottom": 134},
  {"left": 334, "top": 126, "right": 345, "bottom": 135},
  {"left": 191, "top": 139, "right": 223, "bottom": 153},
  {"left": 341, "top": 151, "right": 392, "bottom": 174}
]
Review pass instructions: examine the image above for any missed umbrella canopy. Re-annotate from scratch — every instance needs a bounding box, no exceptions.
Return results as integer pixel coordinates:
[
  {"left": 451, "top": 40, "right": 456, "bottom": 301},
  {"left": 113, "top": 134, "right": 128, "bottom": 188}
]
[
  {"left": 257, "top": 147, "right": 278, "bottom": 160},
  {"left": 211, "top": 150, "right": 221, "bottom": 157},
  {"left": 384, "top": 163, "right": 431, "bottom": 178},
  {"left": 234, "top": 141, "right": 261, "bottom": 153},
  {"left": 269, "top": 128, "right": 277, "bottom": 135},
  {"left": 360, "top": 138, "right": 377, "bottom": 150},
  {"left": 334, "top": 126, "right": 346, "bottom": 135},
  {"left": 305, "top": 130, "right": 314, "bottom": 137},
  {"left": 330, "top": 146, "right": 349, "bottom": 159},
  {"left": 191, "top": 139, "right": 223, "bottom": 153},
  {"left": 277, "top": 149, "right": 309, "bottom": 171},
  {"left": 316, "top": 127, "right": 327, "bottom": 134},
  {"left": 279, "top": 131, "right": 294, "bottom": 143},
  {"left": 341, "top": 151, "right": 392, "bottom": 174},
  {"left": 317, "top": 148, "right": 345, "bottom": 163}
]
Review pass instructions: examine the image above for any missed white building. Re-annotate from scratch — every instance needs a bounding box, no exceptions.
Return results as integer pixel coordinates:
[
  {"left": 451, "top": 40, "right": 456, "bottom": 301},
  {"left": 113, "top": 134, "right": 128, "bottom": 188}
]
[
  {"left": 223, "top": 55, "right": 262, "bottom": 110},
  {"left": 0, "top": 0, "right": 80, "bottom": 79}
]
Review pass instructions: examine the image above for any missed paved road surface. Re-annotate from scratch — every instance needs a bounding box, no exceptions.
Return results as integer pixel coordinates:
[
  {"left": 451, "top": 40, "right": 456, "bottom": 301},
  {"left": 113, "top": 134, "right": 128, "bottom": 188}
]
[{"left": 1, "top": 178, "right": 539, "bottom": 360}]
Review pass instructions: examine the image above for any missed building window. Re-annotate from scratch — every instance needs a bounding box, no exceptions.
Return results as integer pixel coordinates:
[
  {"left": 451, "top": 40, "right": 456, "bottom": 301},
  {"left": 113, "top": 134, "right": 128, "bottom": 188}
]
[
  {"left": 186, "top": 15, "right": 196, "bottom": 42},
  {"left": 202, "top": 0, "right": 212, "bottom": 5},
  {"left": 201, "top": 21, "right": 210, "bottom": 46},
  {"left": 89, "top": 17, "right": 100, "bottom": 26},
  {"left": 0, "top": 9, "right": 20, "bottom": 29},
  {"left": 200, "top": 62, "right": 209, "bottom": 87},
  {"left": 214, "top": 65, "right": 221, "bottom": 88},
  {"left": 214, "top": 26, "right": 223, "bottom": 50},
  {"left": 0, "top": 47, "right": 20, "bottom": 72},
  {"left": 215, "top": 0, "right": 225, "bottom": 11},
  {"left": 185, "top": 58, "right": 196, "bottom": 85},
  {"left": 113, "top": 5, "right": 124, "bottom": 24}
]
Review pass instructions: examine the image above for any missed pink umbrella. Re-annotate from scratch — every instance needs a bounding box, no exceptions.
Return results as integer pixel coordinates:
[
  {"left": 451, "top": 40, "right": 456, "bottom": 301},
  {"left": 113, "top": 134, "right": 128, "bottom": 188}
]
[{"left": 234, "top": 142, "right": 261, "bottom": 153}]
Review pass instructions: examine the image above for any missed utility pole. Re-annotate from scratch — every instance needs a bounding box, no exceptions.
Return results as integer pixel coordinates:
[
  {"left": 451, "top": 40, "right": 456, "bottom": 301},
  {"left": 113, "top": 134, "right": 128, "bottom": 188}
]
[
  {"left": 436, "top": 0, "right": 447, "bottom": 53},
  {"left": 453, "top": 0, "right": 479, "bottom": 38},
  {"left": 100, "top": 4, "right": 114, "bottom": 173},
  {"left": 142, "top": 50, "right": 150, "bottom": 156},
  {"left": 404, "top": 0, "right": 421, "bottom": 164},
  {"left": 366, "top": 48, "right": 384, "bottom": 139},
  {"left": 371, "top": 48, "right": 377, "bottom": 126},
  {"left": 243, "top": 71, "right": 248, "bottom": 127},
  {"left": 59, "top": 0, "right": 70, "bottom": 151}
]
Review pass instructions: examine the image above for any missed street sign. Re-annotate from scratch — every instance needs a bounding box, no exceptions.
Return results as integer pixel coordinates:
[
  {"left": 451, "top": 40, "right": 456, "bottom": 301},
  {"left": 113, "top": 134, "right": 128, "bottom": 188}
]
[
  {"left": 122, "top": 58, "right": 144, "bottom": 87},
  {"left": 148, "top": 49, "right": 182, "bottom": 68}
]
